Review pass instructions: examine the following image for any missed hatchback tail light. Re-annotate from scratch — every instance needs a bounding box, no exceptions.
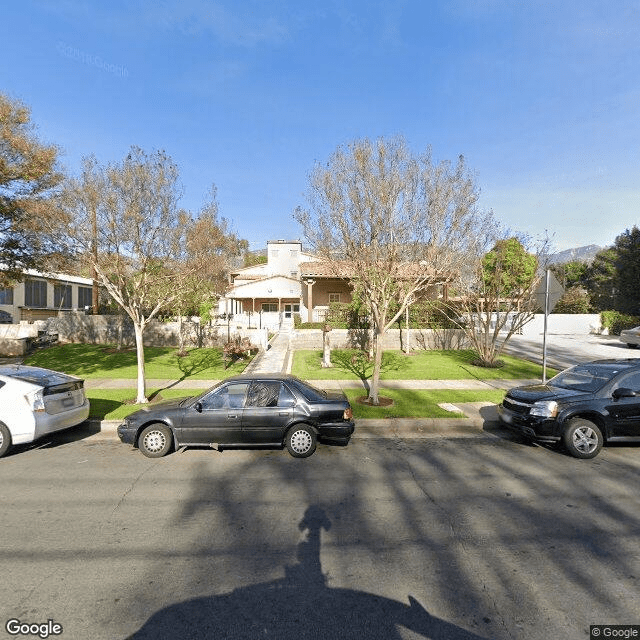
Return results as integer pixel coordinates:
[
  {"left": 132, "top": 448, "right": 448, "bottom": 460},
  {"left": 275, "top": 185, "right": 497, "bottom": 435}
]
[
  {"left": 344, "top": 407, "right": 353, "bottom": 420},
  {"left": 25, "top": 389, "right": 46, "bottom": 412}
]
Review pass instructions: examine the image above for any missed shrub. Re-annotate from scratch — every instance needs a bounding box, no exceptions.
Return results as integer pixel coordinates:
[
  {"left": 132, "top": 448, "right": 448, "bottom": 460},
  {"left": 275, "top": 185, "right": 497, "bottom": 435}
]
[{"left": 601, "top": 310, "right": 640, "bottom": 335}]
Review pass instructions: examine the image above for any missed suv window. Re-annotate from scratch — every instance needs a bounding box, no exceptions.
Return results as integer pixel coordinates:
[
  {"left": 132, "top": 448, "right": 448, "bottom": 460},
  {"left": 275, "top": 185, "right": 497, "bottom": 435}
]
[{"left": 612, "top": 371, "right": 640, "bottom": 393}]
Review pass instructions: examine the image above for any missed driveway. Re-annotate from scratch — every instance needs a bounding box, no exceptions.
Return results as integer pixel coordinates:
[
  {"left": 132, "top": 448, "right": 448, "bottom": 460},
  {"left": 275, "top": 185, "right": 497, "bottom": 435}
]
[{"left": 502, "top": 332, "right": 631, "bottom": 370}]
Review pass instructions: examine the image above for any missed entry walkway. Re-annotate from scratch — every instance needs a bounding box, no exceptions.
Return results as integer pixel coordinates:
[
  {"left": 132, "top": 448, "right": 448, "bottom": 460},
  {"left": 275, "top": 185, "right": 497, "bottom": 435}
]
[{"left": 243, "top": 329, "right": 291, "bottom": 374}]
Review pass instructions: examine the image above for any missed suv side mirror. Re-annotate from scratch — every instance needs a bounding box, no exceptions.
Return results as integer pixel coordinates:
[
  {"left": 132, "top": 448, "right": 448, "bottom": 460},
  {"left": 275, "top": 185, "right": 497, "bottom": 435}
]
[
  {"left": 194, "top": 402, "right": 203, "bottom": 413},
  {"left": 612, "top": 387, "right": 637, "bottom": 399}
]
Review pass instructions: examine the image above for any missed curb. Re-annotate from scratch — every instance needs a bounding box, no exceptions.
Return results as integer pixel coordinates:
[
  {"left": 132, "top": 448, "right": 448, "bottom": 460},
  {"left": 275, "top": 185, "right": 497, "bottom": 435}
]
[{"left": 77, "top": 403, "right": 504, "bottom": 442}]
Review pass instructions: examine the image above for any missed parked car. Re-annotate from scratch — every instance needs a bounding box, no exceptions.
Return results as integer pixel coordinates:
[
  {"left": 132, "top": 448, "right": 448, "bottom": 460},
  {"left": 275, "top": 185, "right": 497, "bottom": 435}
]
[
  {"left": 498, "top": 359, "right": 640, "bottom": 459},
  {"left": 620, "top": 326, "right": 640, "bottom": 348},
  {"left": 117, "top": 374, "right": 355, "bottom": 458},
  {"left": 0, "top": 365, "right": 90, "bottom": 458}
]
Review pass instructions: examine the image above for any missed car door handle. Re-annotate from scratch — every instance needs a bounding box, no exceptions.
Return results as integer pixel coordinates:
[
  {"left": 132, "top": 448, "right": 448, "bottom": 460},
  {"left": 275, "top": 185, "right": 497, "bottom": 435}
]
[
  {"left": 227, "top": 414, "right": 238, "bottom": 419},
  {"left": 279, "top": 411, "right": 288, "bottom": 416}
]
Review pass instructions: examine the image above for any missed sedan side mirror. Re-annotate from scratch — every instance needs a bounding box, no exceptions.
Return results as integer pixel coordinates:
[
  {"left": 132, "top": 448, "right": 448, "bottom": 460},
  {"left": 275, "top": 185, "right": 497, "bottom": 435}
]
[
  {"left": 612, "top": 387, "right": 637, "bottom": 399},
  {"left": 195, "top": 402, "right": 203, "bottom": 413}
]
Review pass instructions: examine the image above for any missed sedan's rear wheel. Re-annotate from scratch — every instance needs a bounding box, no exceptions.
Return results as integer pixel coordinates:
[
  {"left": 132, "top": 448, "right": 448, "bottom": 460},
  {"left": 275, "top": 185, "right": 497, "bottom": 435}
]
[
  {"left": 138, "top": 424, "right": 173, "bottom": 458},
  {"left": 0, "top": 423, "right": 11, "bottom": 458},
  {"left": 285, "top": 424, "right": 317, "bottom": 458},
  {"left": 562, "top": 418, "right": 603, "bottom": 459}
]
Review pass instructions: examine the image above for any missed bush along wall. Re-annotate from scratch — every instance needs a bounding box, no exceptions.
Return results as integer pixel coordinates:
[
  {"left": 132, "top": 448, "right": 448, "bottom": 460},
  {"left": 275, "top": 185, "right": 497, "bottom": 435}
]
[{"left": 601, "top": 310, "right": 640, "bottom": 335}]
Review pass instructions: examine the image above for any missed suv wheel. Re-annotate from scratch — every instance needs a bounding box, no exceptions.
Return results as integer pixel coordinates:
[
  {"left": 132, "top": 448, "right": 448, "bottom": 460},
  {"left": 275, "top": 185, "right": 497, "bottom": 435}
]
[{"left": 562, "top": 418, "right": 603, "bottom": 459}]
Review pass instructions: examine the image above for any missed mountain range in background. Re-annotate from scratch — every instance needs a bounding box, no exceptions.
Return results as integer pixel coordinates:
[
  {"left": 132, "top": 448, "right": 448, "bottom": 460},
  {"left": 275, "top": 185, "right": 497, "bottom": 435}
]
[
  {"left": 242, "top": 242, "right": 606, "bottom": 267},
  {"left": 548, "top": 244, "right": 604, "bottom": 265}
]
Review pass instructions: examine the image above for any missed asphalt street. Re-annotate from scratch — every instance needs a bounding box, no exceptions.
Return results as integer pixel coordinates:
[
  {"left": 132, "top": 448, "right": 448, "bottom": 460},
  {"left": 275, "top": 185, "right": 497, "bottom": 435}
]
[{"left": 1, "top": 431, "right": 639, "bottom": 640}]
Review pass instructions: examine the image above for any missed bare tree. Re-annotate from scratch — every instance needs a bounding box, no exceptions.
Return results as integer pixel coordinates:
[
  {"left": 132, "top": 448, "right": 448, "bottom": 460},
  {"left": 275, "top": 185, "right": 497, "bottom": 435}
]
[
  {"left": 295, "top": 136, "right": 491, "bottom": 404},
  {"left": 60, "top": 148, "right": 188, "bottom": 403}
]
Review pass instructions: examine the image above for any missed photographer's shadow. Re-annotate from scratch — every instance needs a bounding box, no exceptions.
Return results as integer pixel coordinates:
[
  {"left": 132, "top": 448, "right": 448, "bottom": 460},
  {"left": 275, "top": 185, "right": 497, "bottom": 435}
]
[{"left": 127, "top": 505, "right": 488, "bottom": 639}]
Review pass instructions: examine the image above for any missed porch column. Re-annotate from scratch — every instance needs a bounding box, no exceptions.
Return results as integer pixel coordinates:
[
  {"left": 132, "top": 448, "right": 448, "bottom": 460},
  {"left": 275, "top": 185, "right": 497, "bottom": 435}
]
[{"left": 304, "top": 279, "right": 316, "bottom": 323}]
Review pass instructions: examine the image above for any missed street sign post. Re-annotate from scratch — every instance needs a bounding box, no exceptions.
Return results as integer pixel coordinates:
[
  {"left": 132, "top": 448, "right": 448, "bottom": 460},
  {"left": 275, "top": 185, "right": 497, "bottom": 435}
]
[{"left": 534, "top": 270, "right": 564, "bottom": 382}]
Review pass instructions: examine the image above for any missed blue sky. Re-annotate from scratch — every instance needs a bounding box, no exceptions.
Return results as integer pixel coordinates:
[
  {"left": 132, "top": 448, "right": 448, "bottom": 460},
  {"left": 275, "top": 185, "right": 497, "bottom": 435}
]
[{"left": 2, "top": 0, "right": 639, "bottom": 252}]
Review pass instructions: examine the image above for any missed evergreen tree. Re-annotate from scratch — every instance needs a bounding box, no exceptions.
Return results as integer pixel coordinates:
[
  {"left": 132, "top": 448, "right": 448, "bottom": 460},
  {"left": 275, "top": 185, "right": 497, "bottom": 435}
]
[
  {"left": 614, "top": 226, "right": 640, "bottom": 315},
  {"left": 582, "top": 248, "right": 617, "bottom": 311}
]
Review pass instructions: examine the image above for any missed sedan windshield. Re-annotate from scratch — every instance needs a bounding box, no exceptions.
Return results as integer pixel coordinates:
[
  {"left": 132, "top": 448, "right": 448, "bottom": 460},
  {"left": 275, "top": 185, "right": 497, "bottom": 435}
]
[{"left": 548, "top": 365, "right": 621, "bottom": 393}]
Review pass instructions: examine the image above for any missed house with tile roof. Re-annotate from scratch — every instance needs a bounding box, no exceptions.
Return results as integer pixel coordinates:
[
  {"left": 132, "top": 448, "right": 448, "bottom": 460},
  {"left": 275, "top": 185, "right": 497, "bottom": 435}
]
[{"left": 221, "top": 239, "right": 450, "bottom": 330}]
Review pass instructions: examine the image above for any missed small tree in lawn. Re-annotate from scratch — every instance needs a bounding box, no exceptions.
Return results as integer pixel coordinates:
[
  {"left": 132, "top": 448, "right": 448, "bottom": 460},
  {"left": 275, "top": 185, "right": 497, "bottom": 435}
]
[
  {"left": 295, "top": 136, "right": 491, "bottom": 405},
  {"left": 60, "top": 147, "right": 188, "bottom": 403},
  {"left": 444, "top": 236, "right": 545, "bottom": 367}
]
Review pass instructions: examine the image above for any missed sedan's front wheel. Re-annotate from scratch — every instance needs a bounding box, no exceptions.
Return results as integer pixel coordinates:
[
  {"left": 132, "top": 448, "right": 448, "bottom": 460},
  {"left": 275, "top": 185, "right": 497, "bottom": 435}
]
[
  {"left": 138, "top": 424, "right": 173, "bottom": 458},
  {"left": 285, "top": 424, "right": 317, "bottom": 458},
  {"left": 562, "top": 418, "right": 603, "bottom": 459}
]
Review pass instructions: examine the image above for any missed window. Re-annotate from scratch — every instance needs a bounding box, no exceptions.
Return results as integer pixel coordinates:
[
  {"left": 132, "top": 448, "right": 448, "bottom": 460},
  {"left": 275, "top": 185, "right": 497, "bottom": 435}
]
[
  {"left": 24, "top": 279, "right": 47, "bottom": 308},
  {"left": 54, "top": 284, "right": 72, "bottom": 309},
  {"left": 247, "top": 381, "right": 280, "bottom": 407},
  {"left": 329, "top": 293, "right": 341, "bottom": 303},
  {"left": 290, "top": 250, "right": 298, "bottom": 258},
  {"left": 246, "top": 382, "right": 296, "bottom": 408},
  {"left": 271, "top": 249, "right": 279, "bottom": 258},
  {"left": 615, "top": 371, "right": 640, "bottom": 393},
  {"left": 262, "top": 303, "right": 278, "bottom": 312},
  {"left": 202, "top": 382, "right": 249, "bottom": 409},
  {"left": 0, "top": 287, "right": 13, "bottom": 305},
  {"left": 78, "top": 286, "right": 93, "bottom": 309},
  {"left": 290, "top": 271, "right": 298, "bottom": 278}
]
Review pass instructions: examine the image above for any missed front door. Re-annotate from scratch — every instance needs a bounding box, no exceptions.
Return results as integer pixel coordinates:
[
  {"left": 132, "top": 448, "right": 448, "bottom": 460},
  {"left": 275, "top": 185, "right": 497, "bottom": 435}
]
[
  {"left": 607, "top": 371, "right": 640, "bottom": 437},
  {"left": 284, "top": 304, "right": 300, "bottom": 319},
  {"left": 179, "top": 382, "right": 249, "bottom": 445}
]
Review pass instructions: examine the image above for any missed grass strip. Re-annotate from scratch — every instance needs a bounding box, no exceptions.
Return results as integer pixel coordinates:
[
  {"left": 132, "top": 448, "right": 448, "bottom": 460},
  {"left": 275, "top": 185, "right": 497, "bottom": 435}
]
[
  {"left": 292, "top": 349, "right": 553, "bottom": 381},
  {"left": 87, "top": 387, "right": 506, "bottom": 421},
  {"left": 87, "top": 388, "right": 202, "bottom": 420},
  {"left": 344, "top": 388, "right": 506, "bottom": 419}
]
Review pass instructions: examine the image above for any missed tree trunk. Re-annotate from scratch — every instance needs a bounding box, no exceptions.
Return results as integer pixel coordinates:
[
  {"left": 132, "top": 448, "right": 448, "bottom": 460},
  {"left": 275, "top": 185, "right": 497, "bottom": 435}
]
[
  {"left": 368, "top": 329, "right": 384, "bottom": 405},
  {"left": 321, "top": 329, "right": 332, "bottom": 368},
  {"left": 177, "top": 314, "right": 186, "bottom": 356},
  {"left": 116, "top": 315, "right": 124, "bottom": 350},
  {"left": 133, "top": 322, "right": 148, "bottom": 404}
]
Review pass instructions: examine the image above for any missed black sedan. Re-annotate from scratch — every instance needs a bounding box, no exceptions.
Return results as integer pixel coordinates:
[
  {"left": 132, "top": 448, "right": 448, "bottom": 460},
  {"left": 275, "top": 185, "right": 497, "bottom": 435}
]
[{"left": 117, "top": 374, "right": 355, "bottom": 458}]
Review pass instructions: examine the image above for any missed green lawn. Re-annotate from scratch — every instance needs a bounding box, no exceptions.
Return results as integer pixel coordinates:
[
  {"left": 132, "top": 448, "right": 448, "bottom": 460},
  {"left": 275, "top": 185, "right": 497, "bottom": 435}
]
[
  {"left": 292, "top": 349, "right": 553, "bottom": 381},
  {"left": 25, "top": 344, "right": 250, "bottom": 379},
  {"left": 344, "top": 388, "right": 506, "bottom": 419},
  {"left": 87, "top": 388, "right": 203, "bottom": 420},
  {"left": 25, "top": 344, "right": 542, "bottom": 421}
]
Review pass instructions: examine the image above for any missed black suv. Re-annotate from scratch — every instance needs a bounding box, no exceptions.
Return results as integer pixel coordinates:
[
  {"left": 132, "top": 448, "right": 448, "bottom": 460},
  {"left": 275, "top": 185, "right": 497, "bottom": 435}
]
[{"left": 498, "top": 359, "right": 640, "bottom": 459}]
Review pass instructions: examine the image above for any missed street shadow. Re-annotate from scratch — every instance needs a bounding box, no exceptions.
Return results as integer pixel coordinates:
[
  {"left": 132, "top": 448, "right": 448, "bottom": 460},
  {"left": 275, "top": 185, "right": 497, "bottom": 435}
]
[
  {"left": 2, "top": 421, "right": 103, "bottom": 458},
  {"left": 126, "top": 505, "right": 488, "bottom": 640}
]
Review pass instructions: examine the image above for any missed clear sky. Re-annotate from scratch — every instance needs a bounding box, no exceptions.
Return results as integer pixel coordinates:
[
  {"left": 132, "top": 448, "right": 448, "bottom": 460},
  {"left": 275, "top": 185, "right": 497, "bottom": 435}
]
[{"left": 2, "top": 0, "right": 639, "bottom": 252}]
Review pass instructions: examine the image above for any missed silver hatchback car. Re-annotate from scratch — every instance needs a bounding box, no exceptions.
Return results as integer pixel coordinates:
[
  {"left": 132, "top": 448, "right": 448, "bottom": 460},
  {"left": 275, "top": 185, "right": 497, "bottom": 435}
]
[{"left": 0, "top": 364, "right": 90, "bottom": 458}]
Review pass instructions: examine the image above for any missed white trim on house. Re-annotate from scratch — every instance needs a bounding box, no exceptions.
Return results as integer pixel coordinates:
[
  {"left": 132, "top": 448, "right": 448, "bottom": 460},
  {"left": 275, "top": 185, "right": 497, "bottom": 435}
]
[{"left": 0, "top": 269, "right": 96, "bottom": 323}]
